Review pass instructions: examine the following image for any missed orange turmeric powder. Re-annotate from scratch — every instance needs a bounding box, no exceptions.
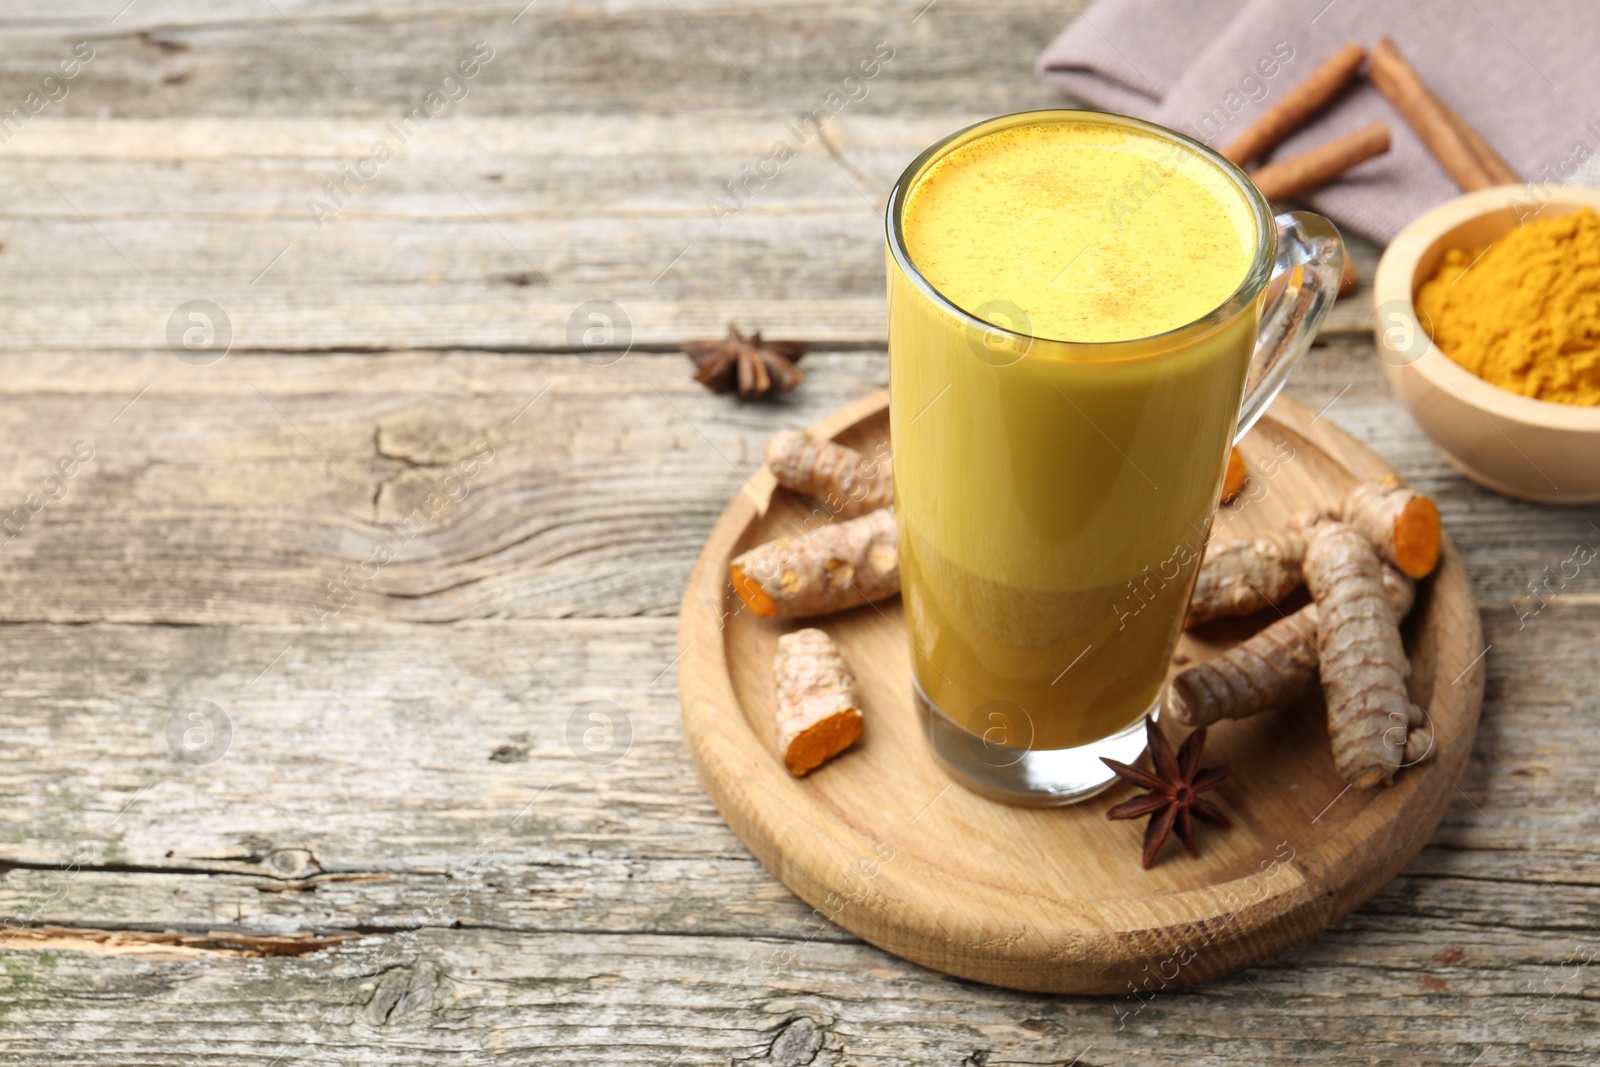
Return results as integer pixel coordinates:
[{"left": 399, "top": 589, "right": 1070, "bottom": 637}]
[{"left": 1415, "top": 207, "right": 1600, "bottom": 406}]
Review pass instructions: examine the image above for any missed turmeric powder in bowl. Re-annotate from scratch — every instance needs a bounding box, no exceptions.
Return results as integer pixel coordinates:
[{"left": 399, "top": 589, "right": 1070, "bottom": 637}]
[{"left": 1415, "top": 207, "right": 1600, "bottom": 406}]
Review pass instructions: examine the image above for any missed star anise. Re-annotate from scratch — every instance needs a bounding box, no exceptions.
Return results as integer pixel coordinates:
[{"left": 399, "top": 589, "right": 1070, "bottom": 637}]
[
  {"left": 683, "top": 324, "right": 807, "bottom": 399},
  {"left": 1102, "top": 716, "right": 1233, "bottom": 869}
]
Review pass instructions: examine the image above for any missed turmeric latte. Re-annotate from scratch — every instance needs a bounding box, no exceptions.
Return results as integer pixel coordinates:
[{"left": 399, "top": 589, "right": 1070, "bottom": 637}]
[
  {"left": 901, "top": 120, "right": 1255, "bottom": 342},
  {"left": 1416, "top": 208, "right": 1600, "bottom": 406},
  {"left": 890, "top": 117, "right": 1265, "bottom": 749}
]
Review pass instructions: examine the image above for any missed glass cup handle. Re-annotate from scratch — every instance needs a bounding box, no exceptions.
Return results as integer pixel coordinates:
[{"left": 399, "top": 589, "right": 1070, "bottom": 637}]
[{"left": 1234, "top": 211, "right": 1345, "bottom": 444}]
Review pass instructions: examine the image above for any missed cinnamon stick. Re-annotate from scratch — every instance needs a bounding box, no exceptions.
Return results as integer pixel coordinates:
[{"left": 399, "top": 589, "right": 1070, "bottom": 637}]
[
  {"left": 1443, "top": 105, "right": 1521, "bottom": 185},
  {"left": 1368, "top": 37, "right": 1505, "bottom": 191},
  {"left": 1249, "top": 122, "right": 1391, "bottom": 202},
  {"left": 1223, "top": 43, "right": 1366, "bottom": 167}
]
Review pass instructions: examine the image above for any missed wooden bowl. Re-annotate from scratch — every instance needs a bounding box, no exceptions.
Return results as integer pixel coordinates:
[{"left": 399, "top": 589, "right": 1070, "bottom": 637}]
[{"left": 1373, "top": 184, "right": 1600, "bottom": 503}]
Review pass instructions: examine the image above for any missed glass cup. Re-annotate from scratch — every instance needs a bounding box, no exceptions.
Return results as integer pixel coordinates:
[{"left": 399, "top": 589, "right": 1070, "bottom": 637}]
[{"left": 885, "top": 110, "right": 1343, "bottom": 806}]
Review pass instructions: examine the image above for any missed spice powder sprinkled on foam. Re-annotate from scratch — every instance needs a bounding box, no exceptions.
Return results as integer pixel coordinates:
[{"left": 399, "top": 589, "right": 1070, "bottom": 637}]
[{"left": 901, "top": 120, "right": 1256, "bottom": 344}]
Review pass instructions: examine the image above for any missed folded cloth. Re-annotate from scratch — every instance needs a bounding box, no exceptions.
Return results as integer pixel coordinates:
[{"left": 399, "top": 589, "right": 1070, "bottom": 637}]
[{"left": 1037, "top": 0, "right": 1600, "bottom": 242}]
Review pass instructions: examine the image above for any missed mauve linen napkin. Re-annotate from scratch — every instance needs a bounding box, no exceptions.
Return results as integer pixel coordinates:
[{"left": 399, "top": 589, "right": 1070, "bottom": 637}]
[{"left": 1036, "top": 0, "right": 1600, "bottom": 242}]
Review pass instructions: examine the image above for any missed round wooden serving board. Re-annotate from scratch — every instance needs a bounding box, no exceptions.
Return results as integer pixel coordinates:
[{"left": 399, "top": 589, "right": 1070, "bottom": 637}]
[{"left": 677, "top": 391, "right": 1484, "bottom": 994}]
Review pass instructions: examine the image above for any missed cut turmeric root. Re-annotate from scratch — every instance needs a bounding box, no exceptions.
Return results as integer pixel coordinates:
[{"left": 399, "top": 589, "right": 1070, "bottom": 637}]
[
  {"left": 766, "top": 430, "right": 893, "bottom": 518},
  {"left": 730, "top": 507, "right": 899, "bottom": 619},
  {"left": 774, "top": 628, "right": 864, "bottom": 775},
  {"left": 1221, "top": 447, "right": 1248, "bottom": 504},
  {"left": 1172, "top": 481, "right": 1443, "bottom": 786},
  {"left": 1167, "top": 566, "right": 1414, "bottom": 728},
  {"left": 1342, "top": 476, "right": 1441, "bottom": 579},
  {"left": 1304, "top": 520, "right": 1423, "bottom": 788},
  {"left": 1184, "top": 478, "right": 1441, "bottom": 627}
]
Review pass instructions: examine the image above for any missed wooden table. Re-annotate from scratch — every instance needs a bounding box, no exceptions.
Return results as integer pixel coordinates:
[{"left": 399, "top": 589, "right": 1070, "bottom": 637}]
[{"left": 0, "top": 2, "right": 1594, "bottom": 1063}]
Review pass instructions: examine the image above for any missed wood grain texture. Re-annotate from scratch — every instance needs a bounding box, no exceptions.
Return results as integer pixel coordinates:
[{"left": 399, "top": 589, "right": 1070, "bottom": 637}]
[
  {"left": 0, "top": 0, "right": 1072, "bottom": 118},
  {"left": 3, "top": 339, "right": 1591, "bottom": 629},
  {"left": 0, "top": 115, "right": 1380, "bottom": 352},
  {"left": 0, "top": 608, "right": 1595, "bottom": 1064},
  {"left": 2, "top": 923, "right": 1598, "bottom": 1067},
  {"left": 679, "top": 392, "right": 1485, "bottom": 993},
  {"left": 0, "top": 0, "right": 1595, "bottom": 1059},
  {"left": 0, "top": 0, "right": 1080, "bottom": 352}
]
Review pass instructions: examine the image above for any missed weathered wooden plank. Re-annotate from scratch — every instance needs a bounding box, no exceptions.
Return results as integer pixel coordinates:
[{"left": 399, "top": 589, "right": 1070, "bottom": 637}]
[
  {"left": 0, "top": 606, "right": 1595, "bottom": 933},
  {"left": 0, "top": 0, "right": 1090, "bottom": 355},
  {"left": 0, "top": 344, "right": 1590, "bottom": 626},
  {"left": 0, "top": 350, "right": 888, "bottom": 623},
  {"left": 0, "top": 117, "right": 909, "bottom": 349},
  {"left": 0, "top": 0, "right": 1583, "bottom": 1055},
  {"left": 0, "top": 0, "right": 1551, "bottom": 1061},
  {"left": 0, "top": 112, "right": 1379, "bottom": 351},
  {"left": 6, "top": 859, "right": 1598, "bottom": 954},
  {"left": 0, "top": 0, "right": 1068, "bottom": 119},
  {"left": 0, "top": 921, "right": 1592, "bottom": 1065}
]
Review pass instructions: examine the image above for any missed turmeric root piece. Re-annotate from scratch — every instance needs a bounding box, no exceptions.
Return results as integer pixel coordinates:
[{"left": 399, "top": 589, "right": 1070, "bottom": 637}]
[
  {"left": 1167, "top": 566, "right": 1414, "bottom": 728},
  {"left": 1184, "top": 479, "right": 1440, "bottom": 628},
  {"left": 765, "top": 430, "right": 893, "bottom": 518},
  {"left": 774, "top": 628, "right": 864, "bottom": 775},
  {"left": 1168, "top": 604, "right": 1321, "bottom": 727},
  {"left": 1342, "top": 475, "right": 1442, "bottom": 579},
  {"left": 730, "top": 507, "right": 898, "bottom": 619},
  {"left": 1221, "top": 447, "right": 1248, "bottom": 504},
  {"left": 1184, "top": 528, "right": 1306, "bottom": 627},
  {"left": 1304, "top": 520, "right": 1421, "bottom": 788},
  {"left": 1403, "top": 719, "right": 1435, "bottom": 766}
]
